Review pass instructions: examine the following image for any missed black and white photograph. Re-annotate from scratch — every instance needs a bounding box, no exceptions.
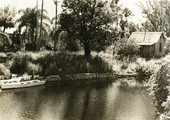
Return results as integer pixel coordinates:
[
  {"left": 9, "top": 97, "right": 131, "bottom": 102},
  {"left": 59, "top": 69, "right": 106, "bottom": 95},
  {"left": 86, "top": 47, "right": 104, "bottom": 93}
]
[{"left": 0, "top": 0, "right": 170, "bottom": 120}]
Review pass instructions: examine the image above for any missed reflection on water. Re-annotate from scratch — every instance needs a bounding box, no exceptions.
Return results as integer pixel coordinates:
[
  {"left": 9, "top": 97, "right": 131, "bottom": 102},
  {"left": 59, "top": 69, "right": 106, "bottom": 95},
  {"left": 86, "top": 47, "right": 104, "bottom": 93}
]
[{"left": 0, "top": 80, "right": 155, "bottom": 120}]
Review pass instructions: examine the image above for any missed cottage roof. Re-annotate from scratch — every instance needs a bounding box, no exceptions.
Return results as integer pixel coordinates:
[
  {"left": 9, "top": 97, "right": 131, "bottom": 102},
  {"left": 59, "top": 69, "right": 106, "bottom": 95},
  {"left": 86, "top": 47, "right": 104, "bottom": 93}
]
[{"left": 129, "top": 32, "right": 165, "bottom": 45}]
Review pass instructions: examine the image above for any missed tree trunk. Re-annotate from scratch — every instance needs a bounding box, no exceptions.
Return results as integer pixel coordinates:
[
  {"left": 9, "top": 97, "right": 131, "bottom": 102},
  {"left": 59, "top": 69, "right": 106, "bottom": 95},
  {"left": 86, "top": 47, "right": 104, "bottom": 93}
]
[
  {"left": 54, "top": 1, "right": 58, "bottom": 52},
  {"left": 54, "top": 33, "right": 57, "bottom": 52},
  {"left": 36, "top": 0, "right": 44, "bottom": 51},
  {"left": 54, "top": 29, "right": 62, "bottom": 51},
  {"left": 3, "top": 27, "right": 6, "bottom": 33},
  {"left": 31, "top": 28, "right": 36, "bottom": 51},
  {"left": 84, "top": 42, "right": 91, "bottom": 57}
]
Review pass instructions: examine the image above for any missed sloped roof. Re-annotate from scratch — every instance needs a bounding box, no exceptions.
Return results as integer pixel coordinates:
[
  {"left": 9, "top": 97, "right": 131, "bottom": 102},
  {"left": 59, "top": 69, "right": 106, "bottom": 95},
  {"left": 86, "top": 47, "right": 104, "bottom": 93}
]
[{"left": 129, "top": 32, "right": 165, "bottom": 44}]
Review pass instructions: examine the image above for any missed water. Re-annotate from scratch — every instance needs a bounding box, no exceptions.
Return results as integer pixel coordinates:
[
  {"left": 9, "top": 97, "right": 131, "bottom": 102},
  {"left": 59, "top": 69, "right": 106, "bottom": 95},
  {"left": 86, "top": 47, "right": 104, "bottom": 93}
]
[{"left": 0, "top": 80, "right": 155, "bottom": 120}]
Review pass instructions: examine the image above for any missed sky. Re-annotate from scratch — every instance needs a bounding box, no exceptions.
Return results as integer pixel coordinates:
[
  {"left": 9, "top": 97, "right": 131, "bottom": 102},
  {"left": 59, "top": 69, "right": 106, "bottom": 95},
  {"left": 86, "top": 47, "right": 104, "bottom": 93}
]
[
  {"left": 0, "top": 0, "right": 147, "bottom": 32},
  {"left": 119, "top": 0, "right": 147, "bottom": 23}
]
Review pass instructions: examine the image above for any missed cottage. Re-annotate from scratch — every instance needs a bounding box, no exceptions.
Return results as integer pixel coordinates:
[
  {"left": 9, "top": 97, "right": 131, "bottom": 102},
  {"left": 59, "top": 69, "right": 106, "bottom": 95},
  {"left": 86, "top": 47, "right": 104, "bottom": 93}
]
[{"left": 128, "top": 32, "right": 166, "bottom": 57}]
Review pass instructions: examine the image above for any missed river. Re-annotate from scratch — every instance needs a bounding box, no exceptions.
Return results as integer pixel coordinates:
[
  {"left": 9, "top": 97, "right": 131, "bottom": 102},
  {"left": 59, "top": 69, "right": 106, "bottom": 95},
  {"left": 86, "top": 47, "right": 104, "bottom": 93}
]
[{"left": 0, "top": 79, "right": 156, "bottom": 120}]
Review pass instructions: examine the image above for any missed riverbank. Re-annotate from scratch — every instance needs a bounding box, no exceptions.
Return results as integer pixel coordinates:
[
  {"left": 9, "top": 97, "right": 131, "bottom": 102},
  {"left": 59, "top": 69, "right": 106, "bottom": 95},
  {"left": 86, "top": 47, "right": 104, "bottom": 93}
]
[{"left": 0, "top": 51, "right": 162, "bottom": 82}]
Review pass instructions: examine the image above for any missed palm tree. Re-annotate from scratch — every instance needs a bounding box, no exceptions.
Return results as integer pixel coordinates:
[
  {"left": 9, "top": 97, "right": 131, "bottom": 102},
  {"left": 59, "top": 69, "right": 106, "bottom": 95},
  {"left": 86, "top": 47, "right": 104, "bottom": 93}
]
[
  {"left": 17, "top": 7, "right": 51, "bottom": 51},
  {"left": 0, "top": 6, "right": 15, "bottom": 33}
]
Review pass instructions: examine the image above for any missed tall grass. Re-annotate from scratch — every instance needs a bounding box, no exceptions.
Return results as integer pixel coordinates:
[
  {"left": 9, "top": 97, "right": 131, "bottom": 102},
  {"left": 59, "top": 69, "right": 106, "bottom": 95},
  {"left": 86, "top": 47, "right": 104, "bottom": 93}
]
[
  {"left": 10, "top": 51, "right": 112, "bottom": 76},
  {"left": 93, "top": 49, "right": 162, "bottom": 82}
]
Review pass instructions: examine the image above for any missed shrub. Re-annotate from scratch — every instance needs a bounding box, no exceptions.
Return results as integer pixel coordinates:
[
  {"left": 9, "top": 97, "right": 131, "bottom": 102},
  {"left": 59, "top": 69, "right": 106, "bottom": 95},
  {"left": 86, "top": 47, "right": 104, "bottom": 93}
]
[{"left": 113, "top": 38, "right": 139, "bottom": 60}]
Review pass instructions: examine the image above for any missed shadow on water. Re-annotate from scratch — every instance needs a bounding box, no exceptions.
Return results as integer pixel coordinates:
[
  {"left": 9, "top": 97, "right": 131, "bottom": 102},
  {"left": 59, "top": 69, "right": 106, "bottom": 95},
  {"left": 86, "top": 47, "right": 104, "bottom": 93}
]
[
  {"left": 0, "top": 79, "right": 156, "bottom": 120},
  {"left": 61, "top": 82, "right": 110, "bottom": 120}
]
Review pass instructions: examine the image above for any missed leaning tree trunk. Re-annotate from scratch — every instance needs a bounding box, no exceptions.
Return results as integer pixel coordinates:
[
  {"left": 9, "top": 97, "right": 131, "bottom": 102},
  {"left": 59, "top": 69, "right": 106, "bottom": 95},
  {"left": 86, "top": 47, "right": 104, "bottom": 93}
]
[{"left": 3, "top": 27, "right": 6, "bottom": 33}]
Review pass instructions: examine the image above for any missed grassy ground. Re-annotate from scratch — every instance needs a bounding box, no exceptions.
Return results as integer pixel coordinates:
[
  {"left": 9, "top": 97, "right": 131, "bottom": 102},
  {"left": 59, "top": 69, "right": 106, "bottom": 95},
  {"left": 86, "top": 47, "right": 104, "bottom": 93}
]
[{"left": 92, "top": 45, "right": 163, "bottom": 82}]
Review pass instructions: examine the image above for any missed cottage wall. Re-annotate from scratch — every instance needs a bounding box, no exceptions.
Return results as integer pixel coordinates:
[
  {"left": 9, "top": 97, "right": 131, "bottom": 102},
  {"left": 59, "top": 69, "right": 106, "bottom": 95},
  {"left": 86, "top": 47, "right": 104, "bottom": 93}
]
[
  {"left": 140, "top": 45, "right": 155, "bottom": 57},
  {"left": 154, "top": 35, "right": 166, "bottom": 57}
]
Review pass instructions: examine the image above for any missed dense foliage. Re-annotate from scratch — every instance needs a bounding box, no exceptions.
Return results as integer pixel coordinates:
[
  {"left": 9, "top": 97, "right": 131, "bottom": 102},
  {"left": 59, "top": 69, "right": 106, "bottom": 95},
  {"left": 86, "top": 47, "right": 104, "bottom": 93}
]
[
  {"left": 150, "top": 63, "right": 169, "bottom": 118},
  {"left": 59, "top": 0, "right": 119, "bottom": 56}
]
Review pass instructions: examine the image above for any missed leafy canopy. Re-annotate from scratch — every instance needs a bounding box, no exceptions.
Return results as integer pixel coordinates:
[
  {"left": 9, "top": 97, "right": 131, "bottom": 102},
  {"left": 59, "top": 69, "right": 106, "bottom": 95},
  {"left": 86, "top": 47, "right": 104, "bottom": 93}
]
[{"left": 59, "top": 0, "right": 116, "bottom": 56}]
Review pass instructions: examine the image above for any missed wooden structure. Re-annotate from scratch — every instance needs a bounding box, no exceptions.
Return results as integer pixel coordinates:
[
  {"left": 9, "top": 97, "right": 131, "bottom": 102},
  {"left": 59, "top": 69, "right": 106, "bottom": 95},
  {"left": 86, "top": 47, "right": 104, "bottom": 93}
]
[{"left": 129, "top": 32, "right": 166, "bottom": 57}]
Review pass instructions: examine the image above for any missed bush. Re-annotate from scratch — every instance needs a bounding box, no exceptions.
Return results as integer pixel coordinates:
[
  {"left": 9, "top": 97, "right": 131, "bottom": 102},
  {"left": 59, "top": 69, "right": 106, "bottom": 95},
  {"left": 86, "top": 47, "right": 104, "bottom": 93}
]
[{"left": 113, "top": 38, "right": 139, "bottom": 60}]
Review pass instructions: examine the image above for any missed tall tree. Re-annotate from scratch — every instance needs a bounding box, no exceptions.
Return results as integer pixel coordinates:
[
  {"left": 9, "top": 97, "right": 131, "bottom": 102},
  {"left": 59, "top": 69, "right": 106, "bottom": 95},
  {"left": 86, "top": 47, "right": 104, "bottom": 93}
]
[
  {"left": 0, "top": 6, "right": 16, "bottom": 33},
  {"left": 59, "top": 0, "right": 115, "bottom": 57},
  {"left": 140, "top": 0, "right": 170, "bottom": 36},
  {"left": 110, "top": 0, "right": 133, "bottom": 38},
  {"left": 120, "top": 8, "right": 133, "bottom": 37},
  {"left": 17, "top": 7, "right": 51, "bottom": 50}
]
